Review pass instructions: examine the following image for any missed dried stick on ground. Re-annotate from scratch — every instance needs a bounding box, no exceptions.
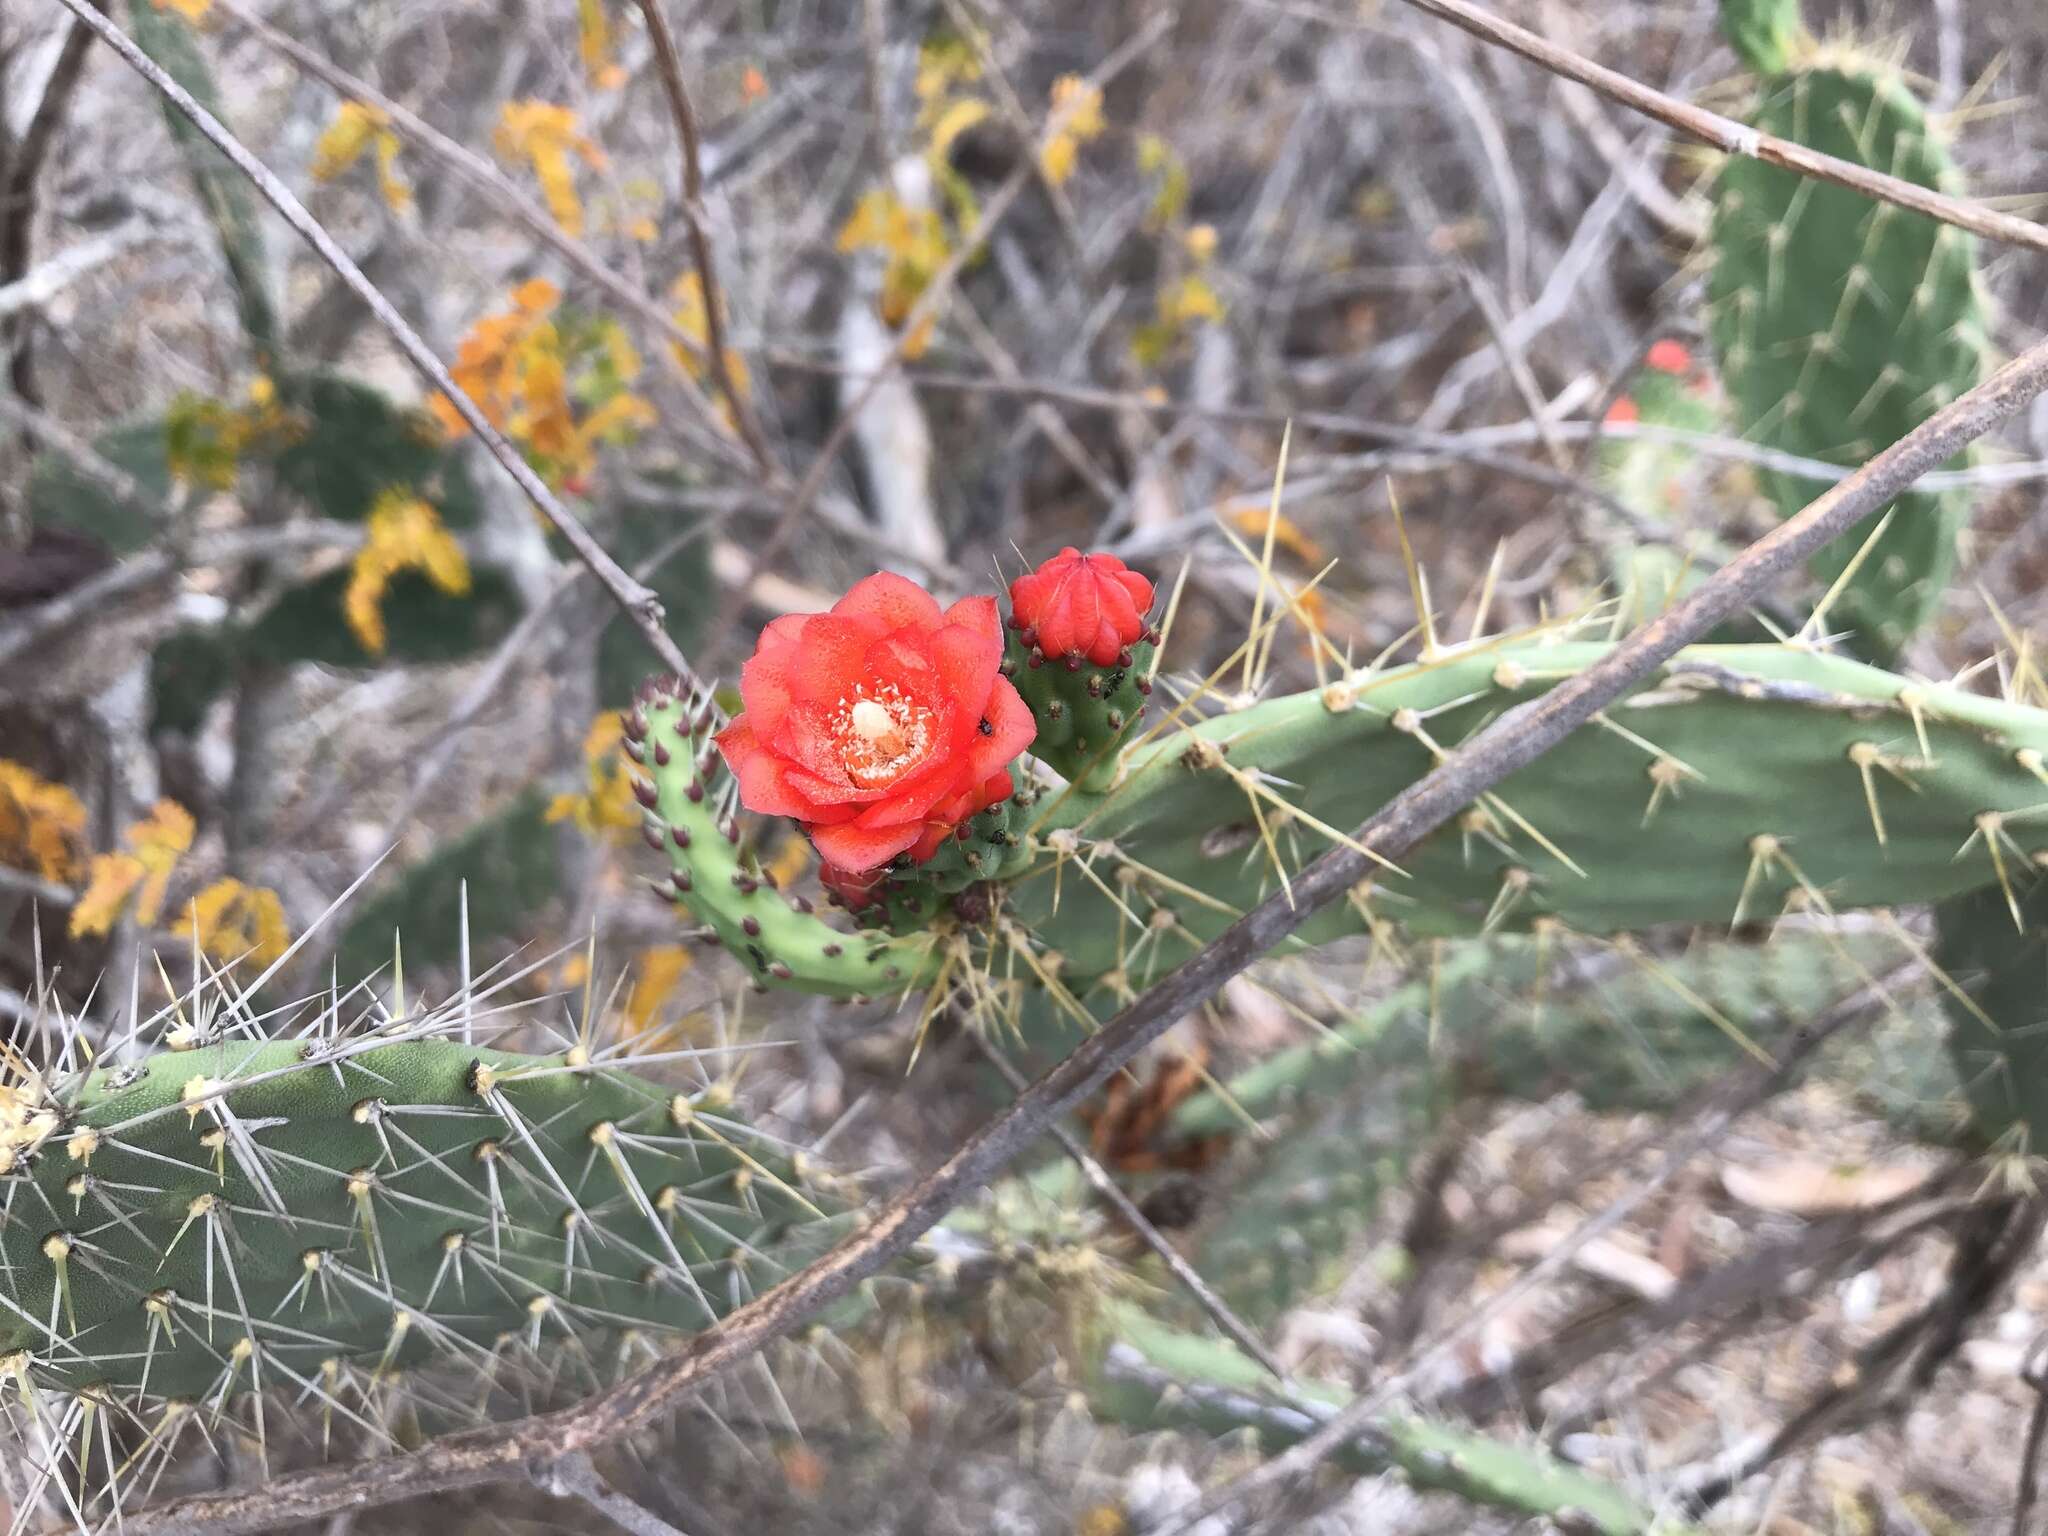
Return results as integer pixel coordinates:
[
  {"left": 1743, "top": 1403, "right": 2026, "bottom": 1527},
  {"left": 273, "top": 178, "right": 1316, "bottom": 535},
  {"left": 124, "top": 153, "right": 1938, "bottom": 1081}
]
[
  {"left": 55, "top": 0, "right": 703, "bottom": 691},
  {"left": 1395, "top": 0, "right": 2048, "bottom": 255},
  {"left": 115, "top": 331, "right": 2048, "bottom": 1536}
]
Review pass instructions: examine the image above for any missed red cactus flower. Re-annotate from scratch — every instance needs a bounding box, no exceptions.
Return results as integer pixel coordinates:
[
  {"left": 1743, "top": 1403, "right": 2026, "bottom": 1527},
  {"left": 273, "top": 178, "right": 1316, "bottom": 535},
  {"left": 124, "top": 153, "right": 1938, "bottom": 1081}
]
[
  {"left": 715, "top": 572, "right": 1036, "bottom": 873},
  {"left": 1007, "top": 548, "right": 1155, "bottom": 668},
  {"left": 1604, "top": 395, "right": 1640, "bottom": 427},
  {"left": 819, "top": 862, "right": 884, "bottom": 910},
  {"left": 1645, "top": 339, "right": 1693, "bottom": 375}
]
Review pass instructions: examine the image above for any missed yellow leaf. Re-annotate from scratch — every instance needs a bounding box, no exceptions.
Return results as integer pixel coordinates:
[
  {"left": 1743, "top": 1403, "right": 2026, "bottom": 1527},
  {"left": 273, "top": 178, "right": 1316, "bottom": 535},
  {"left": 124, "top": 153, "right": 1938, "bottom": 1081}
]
[
  {"left": 926, "top": 98, "right": 989, "bottom": 165},
  {"left": 128, "top": 801, "right": 195, "bottom": 927},
  {"left": 1184, "top": 223, "right": 1218, "bottom": 263},
  {"left": 0, "top": 761, "right": 86, "bottom": 883},
  {"left": 548, "top": 714, "right": 641, "bottom": 840},
  {"left": 915, "top": 34, "right": 982, "bottom": 109},
  {"left": 1040, "top": 134, "right": 1078, "bottom": 188},
  {"left": 496, "top": 102, "right": 605, "bottom": 236},
  {"left": 181, "top": 879, "right": 291, "bottom": 967},
  {"left": 625, "top": 946, "right": 693, "bottom": 1034},
  {"left": 1161, "top": 273, "right": 1225, "bottom": 326},
  {"left": 626, "top": 215, "right": 658, "bottom": 243},
  {"left": 68, "top": 801, "right": 194, "bottom": 936},
  {"left": 70, "top": 855, "right": 144, "bottom": 939},
  {"left": 1228, "top": 506, "right": 1327, "bottom": 567},
  {"left": 578, "top": 0, "right": 621, "bottom": 88},
  {"left": 1048, "top": 76, "right": 1105, "bottom": 143},
  {"left": 344, "top": 489, "right": 470, "bottom": 654},
  {"left": 151, "top": 0, "right": 211, "bottom": 20}
]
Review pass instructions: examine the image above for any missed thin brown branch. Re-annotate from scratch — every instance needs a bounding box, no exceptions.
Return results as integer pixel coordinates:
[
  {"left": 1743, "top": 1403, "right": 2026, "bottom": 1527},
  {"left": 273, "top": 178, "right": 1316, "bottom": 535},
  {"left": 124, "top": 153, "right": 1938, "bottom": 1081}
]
[
  {"left": 629, "top": 0, "right": 776, "bottom": 475},
  {"left": 57, "top": 0, "right": 703, "bottom": 693},
  {"left": 1394, "top": 0, "right": 2048, "bottom": 256},
  {"left": 116, "top": 297, "right": 2048, "bottom": 1536},
  {"left": 975, "top": 1035, "right": 1291, "bottom": 1382}
]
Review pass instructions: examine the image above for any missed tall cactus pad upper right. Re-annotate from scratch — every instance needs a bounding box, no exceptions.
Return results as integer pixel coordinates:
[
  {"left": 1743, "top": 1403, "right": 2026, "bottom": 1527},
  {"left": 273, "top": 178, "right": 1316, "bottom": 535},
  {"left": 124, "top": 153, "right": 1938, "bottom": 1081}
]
[
  {"left": 1707, "top": 53, "right": 1989, "bottom": 659},
  {"left": 1720, "top": 0, "right": 1807, "bottom": 73},
  {"left": 1004, "top": 548, "right": 1157, "bottom": 791}
]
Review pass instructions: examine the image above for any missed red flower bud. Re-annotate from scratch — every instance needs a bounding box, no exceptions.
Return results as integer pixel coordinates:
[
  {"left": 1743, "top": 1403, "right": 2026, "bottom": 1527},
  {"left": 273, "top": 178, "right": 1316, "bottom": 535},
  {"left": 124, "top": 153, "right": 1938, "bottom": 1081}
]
[
  {"left": 715, "top": 572, "right": 1036, "bottom": 873},
  {"left": 1604, "top": 395, "right": 1640, "bottom": 427},
  {"left": 1006, "top": 548, "right": 1155, "bottom": 668},
  {"left": 1645, "top": 339, "right": 1693, "bottom": 375}
]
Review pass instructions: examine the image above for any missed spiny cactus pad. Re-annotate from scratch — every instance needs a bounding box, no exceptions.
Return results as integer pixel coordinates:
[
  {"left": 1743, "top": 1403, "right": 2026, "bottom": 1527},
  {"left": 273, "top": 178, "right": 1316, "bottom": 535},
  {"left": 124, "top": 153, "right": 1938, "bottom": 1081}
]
[
  {"left": 1707, "top": 61, "right": 1988, "bottom": 658},
  {"left": 1, "top": 1034, "right": 825, "bottom": 1403},
  {"left": 1003, "top": 629, "right": 1156, "bottom": 793},
  {"left": 1013, "top": 639, "right": 2048, "bottom": 988},
  {"left": 646, "top": 636, "right": 2048, "bottom": 1000},
  {"left": 1719, "top": 0, "right": 1807, "bottom": 74}
]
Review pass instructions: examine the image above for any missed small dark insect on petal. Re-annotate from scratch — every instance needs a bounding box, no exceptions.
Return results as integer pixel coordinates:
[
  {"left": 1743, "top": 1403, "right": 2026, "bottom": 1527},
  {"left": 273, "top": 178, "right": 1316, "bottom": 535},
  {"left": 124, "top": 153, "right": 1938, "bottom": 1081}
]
[{"left": 978, "top": 718, "right": 994, "bottom": 736}]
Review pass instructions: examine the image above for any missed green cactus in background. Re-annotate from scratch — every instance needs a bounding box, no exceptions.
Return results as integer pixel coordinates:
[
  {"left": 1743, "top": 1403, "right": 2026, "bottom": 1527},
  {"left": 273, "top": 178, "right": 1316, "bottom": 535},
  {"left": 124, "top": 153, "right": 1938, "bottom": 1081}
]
[
  {"left": 125, "top": 0, "right": 279, "bottom": 354},
  {"left": 1936, "top": 878, "right": 2048, "bottom": 1162},
  {"left": 1719, "top": 0, "right": 1807, "bottom": 74},
  {"left": 1088, "top": 1303, "right": 1666, "bottom": 1535},
  {"left": 1707, "top": 8, "right": 1989, "bottom": 659}
]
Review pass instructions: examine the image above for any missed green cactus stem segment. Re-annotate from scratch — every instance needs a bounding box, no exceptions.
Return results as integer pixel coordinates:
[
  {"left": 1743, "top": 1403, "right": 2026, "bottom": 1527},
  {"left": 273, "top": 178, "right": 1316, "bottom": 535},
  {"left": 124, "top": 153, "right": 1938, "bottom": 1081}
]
[
  {"left": 1707, "top": 59, "right": 1988, "bottom": 659},
  {"left": 0, "top": 1039, "right": 824, "bottom": 1402},
  {"left": 634, "top": 674, "right": 937, "bottom": 997},
  {"left": 1004, "top": 628, "right": 1155, "bottom": 792},
  {"left": 1010, "top": 639, "right": 2048, "bottom": 988}
]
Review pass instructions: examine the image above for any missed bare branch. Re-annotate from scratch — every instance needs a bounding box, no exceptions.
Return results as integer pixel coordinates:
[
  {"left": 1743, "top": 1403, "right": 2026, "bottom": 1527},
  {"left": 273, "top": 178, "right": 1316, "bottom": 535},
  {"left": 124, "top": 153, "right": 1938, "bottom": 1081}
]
[
  {"left": 630, "top": 0, "right": 776, "bottom": 475},
  {"left": 1394, "top": 0, "right": 2048, "bottom": 255}
]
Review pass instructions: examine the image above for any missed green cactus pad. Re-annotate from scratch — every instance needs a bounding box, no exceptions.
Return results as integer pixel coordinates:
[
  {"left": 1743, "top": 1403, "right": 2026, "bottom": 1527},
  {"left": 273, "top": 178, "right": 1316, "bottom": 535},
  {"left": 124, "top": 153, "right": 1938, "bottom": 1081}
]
[
  {"left": 1009, "top": 639, "right": 2048, "bottom": 989},
  {"left": 1719, "top": 0, "right": 1807, "bottom": 74},
  {"left": 1936, "top": 878, "right": 2048, "bottom": 1159},
  {"left": 1707, "top": 62, "right": 1988, "bottom": 658},
  {"left": 1, "top": 1037, "right": 828, "bottom": 1402},
  {"left": 1089, "top": 1303, "right": 1663, "bottom": 1535}
]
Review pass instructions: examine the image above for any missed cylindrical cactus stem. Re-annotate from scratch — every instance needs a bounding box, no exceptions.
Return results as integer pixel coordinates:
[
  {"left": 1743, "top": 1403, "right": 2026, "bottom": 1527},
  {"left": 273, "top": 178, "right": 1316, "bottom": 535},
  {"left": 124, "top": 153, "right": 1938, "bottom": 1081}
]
[
  {"left": 1719, "top": 0, "right": 1808, "bottom": 74},
  {"left": 1004, "top": 548, "right": 1160, "bottom": 791},
  {"left": 633, "top": 674, "right": 937, "bottom": 997}
]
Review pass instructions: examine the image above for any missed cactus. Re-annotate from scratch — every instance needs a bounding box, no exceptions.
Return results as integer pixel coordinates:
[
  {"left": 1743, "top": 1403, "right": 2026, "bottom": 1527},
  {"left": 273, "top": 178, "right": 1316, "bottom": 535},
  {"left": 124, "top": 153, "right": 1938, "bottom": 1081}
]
[
  {"left": 1002, "top": 549, "right": 1158, "bottom": 792},
  {"left": 1935, "top": 878, "right": 2048, "bottom": 1162},
  {"left": 1719, "top": 0, "right": 1806, "bottom": 74},
  {"left": 652, "top": 624, "right": 2048, "bottom": 1000},
  {"left": 1087, "top": 1303, "right": 1666, "bottom": 1535},
  {"left": 0, "top": 1000, "right": 835, "bottom": 1422},
  {"left": 637, "top": 673, "right": 938, "bottom": 999},
  {"left": 125, "top": 0, "right": 279, "bottom": 354},
  {"left": 1707, "top": 12, "right": 1989, "bottom": 659}
]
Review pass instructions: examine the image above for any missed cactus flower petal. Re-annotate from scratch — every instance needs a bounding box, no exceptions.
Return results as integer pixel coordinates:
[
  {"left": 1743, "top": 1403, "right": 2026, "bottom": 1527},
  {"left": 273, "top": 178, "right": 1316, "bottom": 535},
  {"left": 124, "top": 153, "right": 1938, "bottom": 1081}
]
[{"left": 716, "top": 572, "right": 1035, "bottom": 873}]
